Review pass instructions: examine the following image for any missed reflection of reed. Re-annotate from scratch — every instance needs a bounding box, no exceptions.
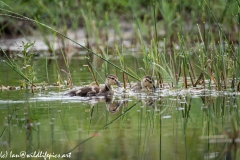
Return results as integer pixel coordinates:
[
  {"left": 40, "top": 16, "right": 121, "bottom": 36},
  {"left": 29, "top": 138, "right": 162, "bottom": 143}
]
[
  {"left": 131, "top": 92, "right": 157, "bottom": 110},
  {"left": 65, "top": 101, "right": 140, "bottom": 154},
  {"left": 201, "top": 123, "right": 240, "bottom": 160},
  {"left": 178, "top": 96, "right": 191, "bottom": 119},
  {"left": 200, "top": 95, "right": 239, "bottom": 159},
  {"left": 25, "top": 108, "right": 33, "bottom": 153}
]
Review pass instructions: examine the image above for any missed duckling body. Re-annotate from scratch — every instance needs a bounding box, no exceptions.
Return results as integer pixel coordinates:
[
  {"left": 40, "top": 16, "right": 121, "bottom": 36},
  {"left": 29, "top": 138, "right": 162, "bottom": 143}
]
[
  {"left": 131, "top": 76, "right": 156, "bottom": 92},
  {"left": 65, "top": 74, "right": 121, "bottom": 97}
]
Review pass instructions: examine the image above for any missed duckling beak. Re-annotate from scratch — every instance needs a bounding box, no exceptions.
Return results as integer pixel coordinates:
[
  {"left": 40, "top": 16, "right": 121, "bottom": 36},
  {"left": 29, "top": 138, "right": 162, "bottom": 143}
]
[
  {"left": 115, "top": 80, "right": 122, "bottom": 87},
  {"left": 153, "top": 84, "right": 156, "bottom": 92}
]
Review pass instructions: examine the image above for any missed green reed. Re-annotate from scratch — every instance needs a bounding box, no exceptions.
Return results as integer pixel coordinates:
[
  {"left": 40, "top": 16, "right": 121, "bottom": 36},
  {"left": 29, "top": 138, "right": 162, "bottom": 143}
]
[
  {"left": 1, "top": 42, "right": 36, "bottom": 88},
  {"left": 115, "top": 45, "right": 127, "bottom": 88},
  {"left": 0, "top": 8, "right": 141, "bottom": 82},
  {"left": 0, "top": 0, "right": 239, "bottom": 91}
]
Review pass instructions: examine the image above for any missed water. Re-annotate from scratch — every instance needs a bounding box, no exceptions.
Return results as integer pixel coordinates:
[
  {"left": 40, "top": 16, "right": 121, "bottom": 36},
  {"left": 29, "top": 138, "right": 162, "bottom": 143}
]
[{"left": 0, "top": 54, "right": 239, "bottom": 160}]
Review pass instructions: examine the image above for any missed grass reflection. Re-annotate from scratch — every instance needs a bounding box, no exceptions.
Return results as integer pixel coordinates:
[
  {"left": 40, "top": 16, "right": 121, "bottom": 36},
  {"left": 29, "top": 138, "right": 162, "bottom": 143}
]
[
  {"left": 0, "top": 89, "right": 240, "bottom": 159},
  {"left": 67, "top": 100, "right": 140, "bottom": 153}
]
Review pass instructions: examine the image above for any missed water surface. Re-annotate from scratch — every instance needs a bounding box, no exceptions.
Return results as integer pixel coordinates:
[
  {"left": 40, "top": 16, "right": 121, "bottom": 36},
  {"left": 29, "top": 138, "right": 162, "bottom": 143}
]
[{"left": 0, "top": 54, "right": 239, "bottom": 160}]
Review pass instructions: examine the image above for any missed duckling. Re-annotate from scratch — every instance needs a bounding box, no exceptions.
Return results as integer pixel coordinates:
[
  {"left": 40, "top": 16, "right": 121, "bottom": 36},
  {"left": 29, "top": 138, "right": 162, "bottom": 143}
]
[
  {"left": 131, "top": 76, "right": 156, "bottom": 92},
  {"left": 65, "top": 74, "right": 122, "bottom": 97}
]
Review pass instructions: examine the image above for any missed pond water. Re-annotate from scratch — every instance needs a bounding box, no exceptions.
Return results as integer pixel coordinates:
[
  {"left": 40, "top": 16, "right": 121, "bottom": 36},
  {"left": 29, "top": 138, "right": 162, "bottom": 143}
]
[{"left": 0, "top": 53, "right": 239, "bottom": 160}]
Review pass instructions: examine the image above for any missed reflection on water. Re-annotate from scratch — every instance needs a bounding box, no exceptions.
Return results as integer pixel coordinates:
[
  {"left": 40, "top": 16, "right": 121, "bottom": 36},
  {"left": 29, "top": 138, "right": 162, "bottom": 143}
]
[
  {"left": 105, "top": 97, "right": 123, "bottom": 114},
  {"left": 1, "top": 57, "right": 240, "bottom": 159},
  {"left": 0, "top": 88, "right": 240, "bottom": 159}
]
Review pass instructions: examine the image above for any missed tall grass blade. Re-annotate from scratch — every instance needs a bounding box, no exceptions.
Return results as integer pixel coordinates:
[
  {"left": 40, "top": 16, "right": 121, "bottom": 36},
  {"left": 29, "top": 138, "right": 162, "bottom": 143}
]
[{"left": 1, "top": 48, "right": 31, "bottom": 83}]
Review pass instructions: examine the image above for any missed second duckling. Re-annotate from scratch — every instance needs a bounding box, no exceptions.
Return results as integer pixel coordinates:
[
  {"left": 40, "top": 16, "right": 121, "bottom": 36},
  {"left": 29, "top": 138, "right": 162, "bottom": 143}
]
[
  {"left": 65, "top": 74, "right": 122, "bottom": 97},
  {"left": 131, "top": 76, "right": 156, "bottom": 92}
]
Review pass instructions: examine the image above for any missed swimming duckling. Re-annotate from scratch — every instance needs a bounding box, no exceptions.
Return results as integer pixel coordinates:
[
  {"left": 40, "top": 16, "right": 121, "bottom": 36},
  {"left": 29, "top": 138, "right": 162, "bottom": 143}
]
[
  {"left": 65, "top": 74, "right": 122, "bottom": 97},
  {"left": 131, "top": 76, "right": 156, "bottom": 92}
]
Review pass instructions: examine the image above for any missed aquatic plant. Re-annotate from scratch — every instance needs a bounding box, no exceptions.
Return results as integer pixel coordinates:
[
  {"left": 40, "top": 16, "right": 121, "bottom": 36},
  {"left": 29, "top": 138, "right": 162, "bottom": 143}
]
[
  {"left": 0, "top": 0, "right": 239, "bottom": 91},
  {"left": 1, "top": 42, "right": 37, "bottom": 91}
]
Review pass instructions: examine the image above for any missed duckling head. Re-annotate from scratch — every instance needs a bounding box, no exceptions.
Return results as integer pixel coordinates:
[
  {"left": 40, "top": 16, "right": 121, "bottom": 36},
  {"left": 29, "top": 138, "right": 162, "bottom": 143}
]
[
  {"left": 105, "top": 74, "right": 122, "bottom": 88},
  {"left": 141, "top": 76, "right": 156, "bottom": 92}
]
